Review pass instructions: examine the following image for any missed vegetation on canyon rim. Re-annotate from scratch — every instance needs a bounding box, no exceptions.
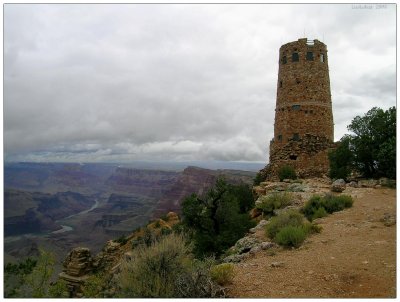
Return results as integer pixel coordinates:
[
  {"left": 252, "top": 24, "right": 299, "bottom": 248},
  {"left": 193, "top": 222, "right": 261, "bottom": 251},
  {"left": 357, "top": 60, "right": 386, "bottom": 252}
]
[{"left": 329, "top": 106, "right": 396, "bottom": 180}]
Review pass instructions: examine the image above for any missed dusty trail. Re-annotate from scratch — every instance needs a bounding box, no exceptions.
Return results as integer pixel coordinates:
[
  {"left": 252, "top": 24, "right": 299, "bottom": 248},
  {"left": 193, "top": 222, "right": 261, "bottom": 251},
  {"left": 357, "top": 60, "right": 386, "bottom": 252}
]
[{"left": 226, "top": 186, "right": 396, "bottom": 298}]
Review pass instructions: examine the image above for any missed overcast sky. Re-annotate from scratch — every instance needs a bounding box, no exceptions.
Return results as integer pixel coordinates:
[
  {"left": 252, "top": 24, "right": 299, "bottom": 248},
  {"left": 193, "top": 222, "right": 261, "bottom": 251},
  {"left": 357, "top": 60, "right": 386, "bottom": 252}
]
[{"left": 4, "top": 4, "right": 396, "bottom": 163}]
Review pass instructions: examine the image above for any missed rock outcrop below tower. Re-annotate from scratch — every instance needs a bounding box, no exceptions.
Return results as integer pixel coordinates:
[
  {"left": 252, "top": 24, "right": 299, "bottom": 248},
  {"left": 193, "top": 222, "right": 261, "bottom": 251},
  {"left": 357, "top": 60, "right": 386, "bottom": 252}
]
[{"left": 263, "top": 38, "right": 336, "bottom": 179}]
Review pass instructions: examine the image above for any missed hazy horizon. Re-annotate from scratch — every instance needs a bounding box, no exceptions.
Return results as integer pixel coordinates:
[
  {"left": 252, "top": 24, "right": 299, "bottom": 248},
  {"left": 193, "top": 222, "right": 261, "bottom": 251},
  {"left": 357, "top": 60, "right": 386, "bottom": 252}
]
[{"left": 4, "top": 159, "right": 266, "bottom": 172}]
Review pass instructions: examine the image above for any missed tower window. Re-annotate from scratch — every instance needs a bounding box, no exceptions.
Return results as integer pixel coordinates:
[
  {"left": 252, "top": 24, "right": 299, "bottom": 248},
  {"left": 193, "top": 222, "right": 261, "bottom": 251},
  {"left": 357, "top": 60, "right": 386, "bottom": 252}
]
[
  {"left": 277, "top": 134, "right": 282, "bottom": 142},
  {"left": 293, "top": 133, "right": 300, "bottom": 141},
  {"left": 289, "top": 155, "right": 298, "bottom": 160},
  {"left": 292, "top": 105, "right": 301, "bottom": 111},
  {"left": 282, "top": 56, "right": 287, "bottom": 64},
  {"left": 280, "top": 80, "right": 283, "bottom": 88},
  {"left": 306, "top": 52, "right": 314, "bottom": 61},
  {"left": 320, "top": 53, "right": 325, "bottom": 62},
  {"left": 292, "top": 52, "right": 299, "bottom": 62}
]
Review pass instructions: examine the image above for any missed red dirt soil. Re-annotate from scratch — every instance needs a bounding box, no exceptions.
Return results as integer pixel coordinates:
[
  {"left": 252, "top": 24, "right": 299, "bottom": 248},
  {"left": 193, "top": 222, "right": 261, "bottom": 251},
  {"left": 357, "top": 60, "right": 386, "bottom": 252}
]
[{"left": 226, "top": 186, "right": 396, "bottom": 298}]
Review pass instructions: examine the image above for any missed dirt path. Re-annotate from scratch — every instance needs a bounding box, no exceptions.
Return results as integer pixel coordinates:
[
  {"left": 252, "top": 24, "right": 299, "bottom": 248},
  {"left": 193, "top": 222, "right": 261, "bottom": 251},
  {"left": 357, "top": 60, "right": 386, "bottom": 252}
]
[{"left": 226, "top": 186, "right": 396, "bottom": 298}]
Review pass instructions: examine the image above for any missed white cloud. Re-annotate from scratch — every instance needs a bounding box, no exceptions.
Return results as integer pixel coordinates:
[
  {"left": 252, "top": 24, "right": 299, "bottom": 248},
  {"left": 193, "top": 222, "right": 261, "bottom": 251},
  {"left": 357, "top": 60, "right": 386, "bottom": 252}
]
[{"left": 4, "top": 4, "right": 396, "bottom": 162}]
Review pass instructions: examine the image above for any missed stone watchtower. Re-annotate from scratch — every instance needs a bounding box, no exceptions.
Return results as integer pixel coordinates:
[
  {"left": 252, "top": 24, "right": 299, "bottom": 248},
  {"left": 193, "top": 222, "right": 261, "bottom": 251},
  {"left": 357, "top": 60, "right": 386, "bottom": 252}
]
[{"left": 263, "top": 38, "right": 336, "bottom": 179}]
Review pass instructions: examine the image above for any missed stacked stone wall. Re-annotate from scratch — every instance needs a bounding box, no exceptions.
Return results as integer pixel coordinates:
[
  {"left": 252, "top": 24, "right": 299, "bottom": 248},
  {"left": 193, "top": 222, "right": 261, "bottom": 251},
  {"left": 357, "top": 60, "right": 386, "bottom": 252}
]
[{"left": 264, "top": 134, "right": 337, "bottom": 180}]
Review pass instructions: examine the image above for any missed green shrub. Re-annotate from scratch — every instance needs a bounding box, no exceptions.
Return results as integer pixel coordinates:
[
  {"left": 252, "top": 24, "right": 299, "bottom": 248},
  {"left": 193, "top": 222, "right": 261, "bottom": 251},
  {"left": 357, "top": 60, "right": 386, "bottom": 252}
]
[
  {"left": 210, "top": 263, "right": 235, "bottom": 285},
  {"left": 256, "top": 192, "right": 292, "bottom": 215},
  {"left": 302, "top": 194, "right": 354, "bottom": 221},
  {"left": 114, "top": 236, "right": 128, "bottom": 245},
  {"left": 118, "top": 234, "right": 222, "bottom": 298},
  {"left": 265, "top": 210, "right": 304, "bottom": 239},
  {"left": 118, "top": 233, "right": 190, "bottom": 298},
  {"left": 253, "top": 172, "right": 265, "bottom": 186},
  {"left": 302, "top": 222, "right": 322, "bottom": 234},
  {"left": 275, "top": 226, "right": 307, "bottom": 248},
  {"left": 312, "top": 207, "right": 328, "bottom": 220},
  {"left": 82, "top": 274, "right": 108, "bottom": 298},
  {"left": 278, "top": 165, "right": 297, "bottom": 182},
  {"left": 48, "top": 279, "right": 69, "bottom": 298},
  {"left": 175, "top": 258, "right": 223, "bottom": 298},
  {"left": 337, "top": 195, "right": 354, "bottom": 208},
  {"left": 323, "top": 193, "right": 346, "bottom": 213}
]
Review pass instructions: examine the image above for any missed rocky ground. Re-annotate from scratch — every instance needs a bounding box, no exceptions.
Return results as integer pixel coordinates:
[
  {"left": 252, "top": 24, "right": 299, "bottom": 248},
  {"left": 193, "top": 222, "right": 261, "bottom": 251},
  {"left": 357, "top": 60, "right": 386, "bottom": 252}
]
[{"left": 226, "top": 179, "right": 396, "bottom": 298}]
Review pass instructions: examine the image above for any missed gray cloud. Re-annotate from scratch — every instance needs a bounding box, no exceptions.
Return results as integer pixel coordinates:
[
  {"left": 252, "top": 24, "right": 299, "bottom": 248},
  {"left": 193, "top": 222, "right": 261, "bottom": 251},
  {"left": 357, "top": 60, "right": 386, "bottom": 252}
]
[{"left": 4, "top": 4, "right": 396, "bottom": 163}]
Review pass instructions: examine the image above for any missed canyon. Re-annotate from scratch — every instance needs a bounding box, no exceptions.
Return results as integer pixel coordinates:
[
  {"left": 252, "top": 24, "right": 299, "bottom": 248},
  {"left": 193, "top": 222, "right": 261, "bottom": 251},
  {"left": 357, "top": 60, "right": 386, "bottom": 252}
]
[{"left": 4, "top": 162, "right": 257, "bottom": 267}]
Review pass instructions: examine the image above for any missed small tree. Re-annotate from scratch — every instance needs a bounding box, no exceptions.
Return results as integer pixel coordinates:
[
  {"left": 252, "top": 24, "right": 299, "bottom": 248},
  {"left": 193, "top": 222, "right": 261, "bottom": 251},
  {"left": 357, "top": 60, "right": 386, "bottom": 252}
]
[
  {"left": 181, "top": 178, "right": 255, "bottom": 258},
  {"left": 17, "top": 249, "right": 58, "bottom": 298},
  {"left": 347, "top": 106, "right": 396, "bottom": 179},
  {"left": 253, "top": 172, "right": 264, "bottom": 186},
  {"left": 328, "top": 135, "right": 353, "bottom": 180}
]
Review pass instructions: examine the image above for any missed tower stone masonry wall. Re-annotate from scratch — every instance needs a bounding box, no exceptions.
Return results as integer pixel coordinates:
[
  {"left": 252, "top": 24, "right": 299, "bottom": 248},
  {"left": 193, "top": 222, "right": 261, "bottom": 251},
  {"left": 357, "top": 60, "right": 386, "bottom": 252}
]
[{"left": 263, "top": 38, "right": 335, "bottom": 180}]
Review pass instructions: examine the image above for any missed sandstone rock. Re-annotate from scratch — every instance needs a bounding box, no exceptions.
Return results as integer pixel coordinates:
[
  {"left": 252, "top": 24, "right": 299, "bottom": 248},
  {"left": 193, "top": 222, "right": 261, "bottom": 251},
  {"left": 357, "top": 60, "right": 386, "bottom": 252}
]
[
  {"left": 253, "top": 186, "right": 267, "bottom": 197},
  {"left": 261, "top": 242, "right": 277, "bottom": 250},
  {"left": 358, "top": 179, "right": 378, "bottom": 188},
  {"left": 249, "top": 219, "right": 269, "bottom": 232},
  {"left": 257, "top": 219, "right": 269, "bottom": 228},
  {"left": 249, "top": 245, "right": 262, "bottom": 255},
  {"left": 381, "top": 213, "right": 396, "bottom": 227},
  {"left": 62, "top": 247, "right": 92, "bottom": 277},
  {"left": 287, "top": 183, "right": 306, "bottom": 192},
  {"left": 234, "top": 237, "right": 260, "bottom": 254},
  {"left": 248, "top": 227, "right": 257, "bottom": 234},
  {"left": 331, "top": 179, "right": 346, "bottom": 192},
  {"left": 223, "top": 254, "right": 246, "bottom": 263},
  {"left": 60, "top": 247, "right": 93, "bottom": 297},
  {"left": 273, "top": 206, "right": 299, "bottom": 216},
  {"left": 264, "top": 183, "right": 288, "bottom": 192},
  {"left": 348, "top": 181, "right": 358, "bottom": 188},
  {"left": 166, "top": 211, "right": 179, "bottom": 223},
  {"left": 250, "top": 208, "right": 262, "bottom": 219},
  {"left": 270, "top": 261, "right": 285, "bottom": 268}
]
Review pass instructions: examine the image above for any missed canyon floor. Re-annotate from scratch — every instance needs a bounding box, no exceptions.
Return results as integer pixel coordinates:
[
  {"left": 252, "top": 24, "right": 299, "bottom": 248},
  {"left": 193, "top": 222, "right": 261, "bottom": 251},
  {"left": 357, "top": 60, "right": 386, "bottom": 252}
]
[{"left": 226, "top": 183, "right": 396, "bottom": 298}]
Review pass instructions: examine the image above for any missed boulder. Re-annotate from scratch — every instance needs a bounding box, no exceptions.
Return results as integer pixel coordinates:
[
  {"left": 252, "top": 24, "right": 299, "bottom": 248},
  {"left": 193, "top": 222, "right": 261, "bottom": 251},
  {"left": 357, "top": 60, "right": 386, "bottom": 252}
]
[
  {"left": 234, "top": 236, "right": 260, "bottom": 254},
  {"left": 358, "top": 179, "right": 378, "bottom": 188},
  {"left": 60, "top": 247, "right": 93, "bottom": 297},
  {"left": 257, "top": 219, "right": 269, "bottom": 228},
  {"left": 270, "top": 261, "right": 285, "bottom": 268},
  {"left": 381, "top": 213, "right": 396, "bottom": 227},
  {"left": 331, "top": 179, "right": 346, "bottom": 192},
  {"left": 348, "top": 181, "right": 358, "bottom": 188},
  {"left": 62, "top": 247, "right": 92, "bottom": 277},
  {"left": 223, "top": 254, "right": 246, "bottom": 263},
  {"left": 250, "top": 208, "right": 262, "bottom": 219},
  {"left": 261, "top": 242, "right": 277, "bottom": 250},
  {"left": 253, "top": 186, "right": 266, "bottom": 197},
  {"left": 287, "top": 183, "right": 306, "bottom": 192},
  {"left": 249, "top": 245, "right": 262, "bottom": 255}
]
